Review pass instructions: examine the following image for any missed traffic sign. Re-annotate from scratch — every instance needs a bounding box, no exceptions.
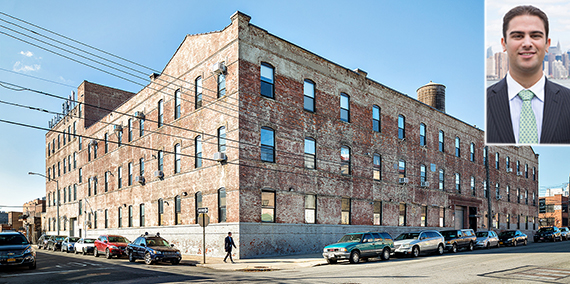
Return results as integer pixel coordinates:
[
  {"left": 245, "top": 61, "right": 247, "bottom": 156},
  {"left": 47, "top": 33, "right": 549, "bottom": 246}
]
[
  {"left": 197, "top": 207, "right": 208, "bottom": 214},
  {"left": 198, "top": 213, "right": 210, "bottom": 227}
]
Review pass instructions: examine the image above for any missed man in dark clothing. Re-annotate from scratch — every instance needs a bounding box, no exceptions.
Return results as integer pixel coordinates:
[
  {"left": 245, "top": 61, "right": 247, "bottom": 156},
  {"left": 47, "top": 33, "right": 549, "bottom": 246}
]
[{"left": 224, "top": 232, "right": 236, "bottom": 263}]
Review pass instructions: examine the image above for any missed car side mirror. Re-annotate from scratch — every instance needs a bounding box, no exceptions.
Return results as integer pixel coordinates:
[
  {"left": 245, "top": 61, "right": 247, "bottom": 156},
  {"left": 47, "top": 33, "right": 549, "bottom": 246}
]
[
  {"left": 171, "top": 244, "right": 174, "bottom": 247},
  {"left": 104, "top": 240, "right": 108, "bottom": 243}
]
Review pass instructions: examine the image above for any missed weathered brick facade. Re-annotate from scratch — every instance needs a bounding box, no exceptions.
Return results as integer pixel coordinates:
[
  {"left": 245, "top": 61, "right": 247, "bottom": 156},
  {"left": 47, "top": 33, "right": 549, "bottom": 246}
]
[{"left": 43, "top": 12, "right": 538, "bottom": 258}]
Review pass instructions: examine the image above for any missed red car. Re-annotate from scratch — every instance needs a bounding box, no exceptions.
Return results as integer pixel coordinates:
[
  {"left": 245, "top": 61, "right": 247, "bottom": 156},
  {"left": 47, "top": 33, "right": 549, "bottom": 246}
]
[{"left": 94, "top": 235, "right": 130, "bottom": 259}]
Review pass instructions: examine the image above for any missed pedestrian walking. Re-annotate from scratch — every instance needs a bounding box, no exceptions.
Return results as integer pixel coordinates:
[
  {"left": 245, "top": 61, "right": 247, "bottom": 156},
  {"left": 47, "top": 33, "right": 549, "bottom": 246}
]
[{"left": 224, "top": 232, "right": 236, "bottom": 263}]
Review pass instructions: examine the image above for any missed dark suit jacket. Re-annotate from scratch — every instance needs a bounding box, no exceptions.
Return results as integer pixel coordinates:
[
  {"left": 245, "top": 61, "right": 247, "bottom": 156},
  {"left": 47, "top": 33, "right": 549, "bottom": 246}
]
[
  {"left": 225, "top": 236, "right": 236, "bottom": 252},
  {"left": 487, "top": 77, "right": 570, "bottom": 144}
]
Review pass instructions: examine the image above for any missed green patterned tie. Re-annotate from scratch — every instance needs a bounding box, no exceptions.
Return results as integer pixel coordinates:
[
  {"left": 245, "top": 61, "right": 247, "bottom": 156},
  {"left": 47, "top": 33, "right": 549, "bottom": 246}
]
[{"left": 518, "top": 90, "right": 538, "bottom": 144}]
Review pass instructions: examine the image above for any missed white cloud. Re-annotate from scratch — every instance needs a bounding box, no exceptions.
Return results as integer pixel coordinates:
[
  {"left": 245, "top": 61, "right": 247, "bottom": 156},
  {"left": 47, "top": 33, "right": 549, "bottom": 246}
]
[
  {"left": 19, "top": 51, "right": 33, "bottom": 57},
  {"left": 12, "top": 61, "right": 41, "bottom": 72}
]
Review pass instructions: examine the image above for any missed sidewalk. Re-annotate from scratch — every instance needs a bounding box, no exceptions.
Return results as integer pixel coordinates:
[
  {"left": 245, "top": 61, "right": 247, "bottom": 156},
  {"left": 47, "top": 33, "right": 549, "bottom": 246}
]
[{"left": 182, "top": 253, "right": 327, "bottom": 271}]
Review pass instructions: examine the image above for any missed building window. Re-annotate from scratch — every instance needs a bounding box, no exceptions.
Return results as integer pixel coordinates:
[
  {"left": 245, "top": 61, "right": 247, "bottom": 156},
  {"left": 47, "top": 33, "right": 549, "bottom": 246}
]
[
  {"left": 93, "top": 212, "right": 97, "bottom": 229},
  {"left": 341, "top": 197, "right": 351, "bottom": 225},
  {"left": 506, "top": 156, "right": 510, "bottom": 171},
  {"left": 158, "top": 150, "right": 164, "bottom": 172},
  {"left": 260, "top": 127, "right": 275, "bottom": 163},
  {"left": 117, "top": 166, "right": 122, "bottom": 189},
  {"left": 68, "top": 155, "right": 71, "bottom": 172},
  {"left": 218, "top": 73, "right": 226, "bottom": 98},
  {"left": 373, "top": 201, "right": 382, "bottom": 225},
  {"left": 128, "top": 119, "right": 133, "bottom": 142},
  {"left": 517, "top": 188, "right": 521, "bottom": 203},
  {"left": 304, "top": 138, "right": 316, "bottom": 169},
  {"left": 471, "top": 176, "right": 476, "bottom": 196},
  {"left": 78, "top": 200, "right": 82, "bottom": 215},
  {"left": 420, "top": 164, "right": 427, "bottom": 183},
  {"left": 483, "top": 147, "right": 487, "bottom": 165},
  {"left": 195, "top": 76, "right": 203, "bottom": 109},
  {"left": 439, "top": 169, "right": 445, "bottom": 190},
  {"left": 420, "top": 123, "right": 426, "bottom": 146},
  {"left": 88, "top": 146, "right": 91, "bottom": 161},
  {"left": 140, "top": 158, "right": 144, "bottom": 177},
  {"left": 93, "top": 177, "right": 97, "bottom": 195},
  {"left": 104, "top": 133, "right": 108, "bottom": 154},
  {"left": 118, "top": 207, "right": 123, "bottom": 228},
  {"left": 525, "top": 164, "right": 528, "bottom": 178},
  {"left": 88, "top": 178, "right": 91, "bottom": 196},
  {"left": 104, "top": 209, "right": 108, "bottom": 228},
  {"left": 128, "top": 205, "right": 133, "bottom": 227},
  {"left": 305, "top": 194, "right": 316, "bottom": 224},
  {"left": 157, "top": 99, "right": 163, "bottom": 128},
  {"left": 117, "top": 129, "right": 122, "bottom": 147},
  {"left": 496, "top": 183, "right": 500, "bottom": 198},
  {"left": 398, "top": 159, "right": 406, "bottom": 179},
  {"left": 421, "top": 205, "right": 427, "bottom": 227},
  {"left": 470, "top": 143, "right": 475, "bottom": 162},
  {"left": 525, "top": 190, "right": 528, "bottom": 205},
  {"left": 63, "top": 131, "right": 66, "bottom": 145},
  {"left": 174, "top": 89, "right": 181, "bottom": 119},
  {"left": 507, "top": 185, "right": 510, "bottom": 202},
  {"left": 440, "top": 207, "right": 445, "bottom": 227},
  {"left": 158, "top": 198, "right": 164, "bottom": 226},
  {"left": 175, "top": 195, "right": 181, "bottom": 225},
  {"left": 195, "top": 136, "right": 202, "bottom": 168},
  {"left": 438, "top": 130, "right": 444, "bottom": 152},
  {"left": 218, "top": 126, "right": 226, "bottom": 153},
  {"left": 484, "top": 182, "right": 488, "bottom": 198},
  {"left": 495, "top": 153, "right": 500, "bottom": 169},
  {"left": 128, "top": 162, "right": 133, "bottom": 186},
  {"left": 304, "top": 79, "right": 315, "bottom": 112},
  {"left": 174, "top": 144, "right": 181, "bottom": 173},
  {"left": 398, "top": 115, "right": 405, "bottom": 139},
  {"left": 455, "top": 137, "right": 460, "bottom": 157},
  {"left": 63, "top": 158, "right": 67, "bottom": 174},
  {"left": 218, "top": 188, "right": 226, "bottom": 223},
  {"left": 506, "top": 214, "right": 510, "bottom": 229},
  {"left": 74, "top": 152, "right": 77, "bottom": 169},
  {"left": 139, "top": 117, "right": 145, "bottom": 137},
  {"left": 140, "top": 204, "right": 145, "bottom": 227},
  {"left": 399, "top": 203, "right": 406, "bottom": 226},
  {"left": 262, "top": 191, "right": 276, "bottom": 223},
  {"left": 533, "top": 167, "right": 536, "bottom": 181},
  {"left": 105, "top": 171, "right": 109, "bottom": 192},
  {"left": 516, "top": 160, "right": 520, "bottom": 173},
  {"left": 74, "top": 184, "right": 77, "bottom": 200},
  {"left": 340, "top": 146, "right": 351, "bottom": 175},
  {"left": 260, "top": 63, "right": 274, "bottom": 98},
  {"left": 455, "top": 173, "right": 461, "bottom": 193},
  {"left": 373, "top": 154, "right": 382, "bottom": 181},
  {"left": 340, "top": 93, "right": 350, "bottom": 122},
  {"left": 372, "top": 105, "right": 380, "bottom": 132},
  {"left": 195, "top": 192, "right": 202, "bottom": 224}
]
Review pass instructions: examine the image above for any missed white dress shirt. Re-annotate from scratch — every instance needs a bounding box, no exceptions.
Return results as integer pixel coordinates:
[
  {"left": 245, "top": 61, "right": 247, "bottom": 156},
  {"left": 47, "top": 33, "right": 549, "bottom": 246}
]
[{"left": 506, "top": 72, "right": 545, "bottom": 143}]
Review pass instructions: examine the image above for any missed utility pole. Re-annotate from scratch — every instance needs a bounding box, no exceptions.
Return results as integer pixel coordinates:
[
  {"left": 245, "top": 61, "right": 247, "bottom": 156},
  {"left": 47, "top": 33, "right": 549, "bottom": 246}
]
[
  {"left": 485, "top": 146, "right": 492, "bottom": 229},
  {"left": 29, "top": 172, "right": 59, "bottom": 235}
]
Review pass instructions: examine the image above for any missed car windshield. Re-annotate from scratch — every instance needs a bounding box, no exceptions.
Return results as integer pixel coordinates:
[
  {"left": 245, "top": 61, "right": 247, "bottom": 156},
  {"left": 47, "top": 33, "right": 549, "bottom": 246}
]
[
  {"left": 84, "top": 239, "right": 96, "bottom": 243},
  {"left": 338, "top": 234, "right": 362, "bottom": 243},
  {"left": 538, "top": 228, "right": 554, "bottom": 233},
  {"left": 0, "top": 234, "right": 29, "bottom": 245},
  {"left": 476, "top": 232, "right": 489, "bottom": 237},
  {"left": 499, "top": 231, "right": 516, "bottom": 238},
  {"left": 55, "top": 236, "right": 66, "bottom": 241},
  {"left": 440, "top": 231, "right": 457, "bottom": 239},
  {"left": 68, "top": 237, "right": 80, "bottom": 242},
  {"left": 395, "top": 233, "right": 420, "bottom": 240},
  {"left": 145, "top": 237, "right": 170, "bottom": 247},
  {"left": 108, "top": 236, "right": 129, "bottom": 243}
]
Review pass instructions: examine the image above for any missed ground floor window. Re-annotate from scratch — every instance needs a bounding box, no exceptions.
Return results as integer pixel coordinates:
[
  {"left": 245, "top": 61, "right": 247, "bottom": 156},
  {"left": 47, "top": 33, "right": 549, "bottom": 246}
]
[
  {"left": 305, "top": 194, "right": 316, "bottom": 224},
  {"left": 439, "top": 207, "right": 445, "bottom": 227},
  {"left": 421, "top": 205, "right": 427, "bottom": 227},
  {"left": 373, "top": 201, "right": 382, "bottom": 225},
  {"left": 399, "top": 203, "right": 406, "bottom": 226},
  {"left": 341, "top": 197, "right": 351, "bottom": 225},
  {"left": 261, "top": 191, "right": 275, "bottom": 223}
]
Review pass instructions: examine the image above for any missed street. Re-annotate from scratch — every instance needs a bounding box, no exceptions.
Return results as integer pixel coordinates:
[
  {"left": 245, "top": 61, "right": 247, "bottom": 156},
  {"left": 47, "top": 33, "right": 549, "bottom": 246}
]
[{"left": 2, "top": 241, "right": 570, "bottom": 283}]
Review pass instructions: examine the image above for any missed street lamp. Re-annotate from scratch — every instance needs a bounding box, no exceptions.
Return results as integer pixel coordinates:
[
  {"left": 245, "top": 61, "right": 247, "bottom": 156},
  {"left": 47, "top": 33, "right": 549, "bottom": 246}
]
[{"left": 29, "top": 172, "right": 59, "bottom": 235}]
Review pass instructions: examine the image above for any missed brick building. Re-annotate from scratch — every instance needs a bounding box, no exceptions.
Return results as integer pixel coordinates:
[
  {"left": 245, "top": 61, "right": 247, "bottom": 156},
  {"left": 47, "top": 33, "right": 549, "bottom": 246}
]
[
  {"left": 43, "top": 12, "right": 539, "bottom": 258},
  {"left": 539, "top": 194, "right": 569, "bottom": 228},
  {"left": 0, "top": 211, "right": 24, "bottom": 232},
  {"left": 22, "top": 198, "right": 46, "bottom": 243}
]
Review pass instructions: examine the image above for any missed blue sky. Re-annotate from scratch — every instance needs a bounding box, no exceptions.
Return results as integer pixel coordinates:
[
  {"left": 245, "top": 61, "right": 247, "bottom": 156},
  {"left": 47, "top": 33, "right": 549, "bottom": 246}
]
[{"left": 4, "top": 0, "right": 556, "bottom": 211}]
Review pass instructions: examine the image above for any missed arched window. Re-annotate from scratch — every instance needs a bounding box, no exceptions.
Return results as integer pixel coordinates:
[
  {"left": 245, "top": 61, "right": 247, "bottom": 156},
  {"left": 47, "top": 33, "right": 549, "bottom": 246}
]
[
  {"left": 157, "top": 99, "right": 164, "bottom": 127},
  {"left": 175, "top": 195, "right": 181, "bottom": 225}
]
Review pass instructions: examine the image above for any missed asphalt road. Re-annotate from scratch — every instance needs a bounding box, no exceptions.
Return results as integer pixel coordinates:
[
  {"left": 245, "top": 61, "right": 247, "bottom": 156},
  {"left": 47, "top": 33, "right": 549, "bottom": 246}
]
[{"left": 2, "top": 240, "right": 570, "bottom": 283}]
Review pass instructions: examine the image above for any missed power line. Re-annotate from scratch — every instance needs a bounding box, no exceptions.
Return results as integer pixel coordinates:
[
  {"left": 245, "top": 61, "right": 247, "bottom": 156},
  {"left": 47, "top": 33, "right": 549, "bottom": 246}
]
[{"left": 0, "top": 67, "right": 76, "bottom": 88}]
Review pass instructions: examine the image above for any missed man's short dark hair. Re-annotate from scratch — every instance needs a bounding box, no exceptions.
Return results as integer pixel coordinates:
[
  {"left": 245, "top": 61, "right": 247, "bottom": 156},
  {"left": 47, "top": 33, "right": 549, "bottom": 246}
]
[
  {"left": 228, "top": 232, "right": 232, "bottom": 234},
  {"left": 503, "top": 5, "right": 549, "bottom": 41}
]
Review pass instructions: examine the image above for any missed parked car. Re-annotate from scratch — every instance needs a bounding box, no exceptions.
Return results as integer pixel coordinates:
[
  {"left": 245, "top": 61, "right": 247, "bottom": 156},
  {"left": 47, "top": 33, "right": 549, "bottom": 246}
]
[
  {"left": 534, "top": 226, "right": 563, "bottom": 242},
  {"left": 0, "top": 232, "right": 36, "bottom": 269},
  {"left": 560, "top": 227, "right": 570, "bottom": 240},
  {"left": 61, "top": 237, "right": 80, "bottom": 253},
  {"left": 498, "top": 230, "right": 527, "bottom": 246},
  {"left": 94, "top": 235, "right": 130, "bottom": 259},
  {"left": 74, "top": 238, "right": 96, "bottom": 255},
  {"left": 37, "top": 234, "right": 49, "bottom": 250},
  {"left": 126, "top": 233, "right": 182, "bottom": 265},
  {"left": 393, "top": 230, "right": 445, "bottom": 257},
  {"left": 322, "top": 231, "right": 394, "bottom": 264},
  {"left": 474, "top": 230, "right": 500, "bottom": 249},
  {"left": 439, "top": 229, "right": 477, "bottom": 252},
  {"left": 46, "top": 235, "right": 66, "bottom": 251}
]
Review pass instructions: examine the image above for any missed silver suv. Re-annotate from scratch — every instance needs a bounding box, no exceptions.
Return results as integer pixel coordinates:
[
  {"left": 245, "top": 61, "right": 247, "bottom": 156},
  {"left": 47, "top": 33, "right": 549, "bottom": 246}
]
[{"left": 393, "top": 230, "right": 445, "bottom": 257}]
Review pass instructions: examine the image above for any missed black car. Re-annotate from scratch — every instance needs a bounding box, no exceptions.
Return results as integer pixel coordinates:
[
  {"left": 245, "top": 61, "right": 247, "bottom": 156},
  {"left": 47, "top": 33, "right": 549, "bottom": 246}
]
[
  {"left": 534, "top": 226, "right": 563, "bottom": 242},
  {"left": 498, "top": 230, "right": 528, "bottom": 246},
  {"left": 47, "top": 235, "right": 66, "bottom": 251},
  {"left": 0, "top": 232, "right": 36, "bottom": 269},
  {"left": 62, "top": 237, "right": 80, "bottom": 253},
  {"left": 126, "top": 233, "right": 182, "bottom": 265}
]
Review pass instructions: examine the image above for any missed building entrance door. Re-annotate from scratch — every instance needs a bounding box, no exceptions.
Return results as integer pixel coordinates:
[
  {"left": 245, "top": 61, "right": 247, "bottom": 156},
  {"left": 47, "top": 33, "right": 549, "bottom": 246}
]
[
  {"left": 455, "top": 207, "right": 465, "bottom": 229},
  {"left": 70, "top": 218, "right": 76, "bottom": 236},
  {"left": 469, "top": 207, "right": 477, "bottom": 231}
]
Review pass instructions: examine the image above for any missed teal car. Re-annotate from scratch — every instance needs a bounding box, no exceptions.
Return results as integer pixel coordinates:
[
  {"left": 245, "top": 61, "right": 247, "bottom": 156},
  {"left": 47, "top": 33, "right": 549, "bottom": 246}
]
[{"left": 322, "top": 232, "right": 394, "bottom": 264}]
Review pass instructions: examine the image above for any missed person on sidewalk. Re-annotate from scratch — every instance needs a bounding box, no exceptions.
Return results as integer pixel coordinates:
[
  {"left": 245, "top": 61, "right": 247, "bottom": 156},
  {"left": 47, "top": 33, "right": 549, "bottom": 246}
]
[{"left": 224, "top": 232, "right": 237, "bottom": 263}]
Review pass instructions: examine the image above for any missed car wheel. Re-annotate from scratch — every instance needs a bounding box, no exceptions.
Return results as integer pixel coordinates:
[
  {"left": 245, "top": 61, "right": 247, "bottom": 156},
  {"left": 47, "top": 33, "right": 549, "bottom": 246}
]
[
  {"left": 411, "top": 246, "right": 420, "bottom": 258},
  {"left": 349, "top": 250, "right": 360, "bottom": 264},
  {"left": 468, "top": 242, "right": 474, "bottom": 251},
  {"left": 29, "top": 262, "right": 36, "bottom": 270},
  {"left": 486, "top": 242, "right": 490, "bottom": 249},
  {"left": 171, "top": 259, "right": 180, "bottom": 265},
  {"left": 513, "top": 240, "right": 517, "bottom": 247},
  {"left": 128, "top": 251, "right": 136, "bottom": 262},
  {"left": 524, "top": 239, "right": 528, "bottom": 246},
  {"left": 53, "top": 245, "right": 57, "bottom": 252},
  {"left": 94, "top": 248, "right": 99, "bottom": 257},
  {"left": 496, "top": 242, "right": 500, "bottom": 248},
  {"left": 451, "top": 243, "right": 457, "bottom": 253},
  {"left": 326, "top": 258, "right": 337, "bottom": 264},
  {"left": 381, "top": 247, "right": 390, "bottom": 260},
  {"left": 144, "top": 252, "right": 154, "bottom": 265},
  {"left": 436, "top": 244, "right": 444, "bottom": 255},
  {"left": 82, "top": 248, "right": 87, "bottom": 255},
  {"left": 105, "top": 248, "right": 112, "bottom": 259}
]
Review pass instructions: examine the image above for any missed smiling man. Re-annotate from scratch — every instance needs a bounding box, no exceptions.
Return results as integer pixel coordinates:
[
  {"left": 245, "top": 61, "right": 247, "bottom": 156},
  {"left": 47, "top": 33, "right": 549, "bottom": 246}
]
[{"left": 487, "top": 5, "right": 570, "bottom": 144}]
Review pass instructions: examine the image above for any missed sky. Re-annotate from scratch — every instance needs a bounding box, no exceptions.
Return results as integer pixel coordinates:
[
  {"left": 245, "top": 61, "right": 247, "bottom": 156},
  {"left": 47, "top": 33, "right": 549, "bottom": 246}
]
[
  {"left": 2, "top": 0, "right": 548, "bottom": 212},
  {"left": 486, "top": 0, "right": 570, "bottom": 194}
]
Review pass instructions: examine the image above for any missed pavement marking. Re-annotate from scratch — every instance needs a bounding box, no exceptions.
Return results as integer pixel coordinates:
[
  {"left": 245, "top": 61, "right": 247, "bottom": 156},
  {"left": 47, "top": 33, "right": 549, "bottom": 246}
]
[{"left": 0, "top": 267, "right": 114, "bottom": 278}]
